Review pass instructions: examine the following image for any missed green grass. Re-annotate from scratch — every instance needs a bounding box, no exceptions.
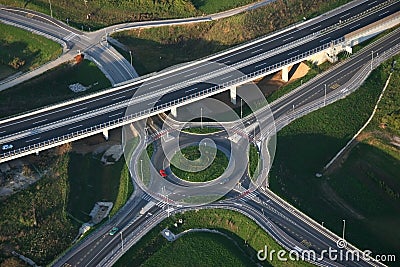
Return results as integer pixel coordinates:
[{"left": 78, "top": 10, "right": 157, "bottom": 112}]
[
  {"left": 170, "top": 145, "right": 229, "bottom": 182},
  {"left": 269, "top": 56, "right": 400, "bottom": 258},
  {"left": 0, "top": 0, "right": 258, "bottom": 31},
  {"left": 0, "top": 23, "right": 62, "bottom": 80},
  {"left": 142, "top": 232, "right": 251, "bottom": 267},
  {"left": 67, "top": 153, "right": 126, "bottom": 222},
  {"left": 113, "top": 0, "right": 352, "bottom": 75},
  {"left": 0, "top": 59, "right": 111, "bottom": 118},
  {"left": 115, "top": 209, "right": 313, "bottom": 267},
  {"left": 109, "top": 165, "right": 134, "bottom": 217},
  {"left": 248, "top": 144, "right": 260, "bottom": 179},
  {"left": 192, "top": 0, "right": 254, "bottom": 13},
  {"left": 146, "top": 143, "right": 154, "bottom": 158},
  {"left": 182, "top": 127, "right": 222, "bottom": 134},
  {"left": 0, "top": 152, "right": 77, "bottom": 266}
]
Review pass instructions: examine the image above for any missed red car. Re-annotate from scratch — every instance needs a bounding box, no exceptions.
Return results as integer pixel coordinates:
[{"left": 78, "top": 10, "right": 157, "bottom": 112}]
[{"left": 159, "top": 169, "right": 167, "bottom": 177}]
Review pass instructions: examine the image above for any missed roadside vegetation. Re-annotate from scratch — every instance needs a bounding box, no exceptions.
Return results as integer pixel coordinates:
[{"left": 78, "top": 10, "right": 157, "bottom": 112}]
[
  {"left": 269, "top": 56, "right": 400, "bottom": 257},
  {"left": 0, "top": 0, "right": 257, "bottom": 31},
  {"left": 0, "top": 148, "right": 77, "bottom": 266},
  {"left": 0, "top": 23, "right": 62, "bottom": 80},
  {"left": 0, "top": 59, "right": 111, "bottom": 118},
  {"left": 115, "top": 209, "right": 313, "bottom": 266},
  {"left": 170, "top": 145, "right": 229, "bottom": 182},
  {"left": 113, "top": 0, "right": 352, "bottom": 75},
  {"left": 248, "top": 144, "right": 260, "bottom": 179},
  {"left": 182, "top": 126, "right": 222, "bottom": 134}
]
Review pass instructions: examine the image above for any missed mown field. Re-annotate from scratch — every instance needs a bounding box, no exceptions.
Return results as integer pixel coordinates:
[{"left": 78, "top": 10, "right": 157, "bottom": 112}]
[
  {"left": 113, "top": 0, "right": 352, "bottom": 75},
  {"left": 170, "top": 145, "right": 229, "bottom": 182},
  {"left": 0, "top": 23, "right": 61, "bottom": 80},
  {"left": 269, "top": 55, "right": 400, "bottom": 259},
  {"left": 0, "top": 0, "right": 256, "bottom": 31},
  {"left": 0, "top": 59, "right": 111, "bottom": 118},
  {"left": 115, "top": 209, "right": 313, "bottom": 267}
]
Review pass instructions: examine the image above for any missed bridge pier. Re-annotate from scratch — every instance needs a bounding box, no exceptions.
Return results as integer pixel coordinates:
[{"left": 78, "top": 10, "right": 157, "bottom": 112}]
[
  {"left": 102, "top": 129, "right": 109, "bottom": 141},
  {"left": 281, "top": 66, "right": 289, "bottom": 82},
  {"left": 171, "top": 107, "right": 177, "bottom": 117},
  {"left": 230, "top": 86, "right": 237, "bottom": 105}
]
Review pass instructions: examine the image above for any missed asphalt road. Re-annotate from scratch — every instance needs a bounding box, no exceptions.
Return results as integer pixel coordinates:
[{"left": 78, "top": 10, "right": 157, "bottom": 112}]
[{"left": 1, "top": 0, "right": 398, "bottom": 161}]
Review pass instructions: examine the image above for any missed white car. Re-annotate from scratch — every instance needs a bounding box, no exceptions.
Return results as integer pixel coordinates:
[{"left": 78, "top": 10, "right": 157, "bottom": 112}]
[{"left": 2, "top": 144, "right": 13, "bottom": 150}]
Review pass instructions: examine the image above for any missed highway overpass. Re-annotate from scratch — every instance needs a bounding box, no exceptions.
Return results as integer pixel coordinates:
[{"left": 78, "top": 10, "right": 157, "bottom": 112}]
[{"left": 0, "top": 0, "right": 399, "bottom": 163}]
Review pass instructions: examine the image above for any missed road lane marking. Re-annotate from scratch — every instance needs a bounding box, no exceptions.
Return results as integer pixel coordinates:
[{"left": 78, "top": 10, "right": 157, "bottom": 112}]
[
  {"left": 254, "top": 62, "right": 267, "bottom": 69},
  {"left": 319, "top": 37, "right": 331, "bottom": 43},
  {"left": 72, "top": 107, "right": 87, "bottom": 113},
  {"left": 112, "top": 95, "right": 126, "bottom": 101},
  {"left": 251, "top": 48, "right": 263, "bottom": 54},
  {"left": 220, "top": 75, "right": 233, "bottom": 81},
  {"left": 68, "top": 124, "right": 83, "bottom": 131},
  {"left": 287, "top": 49, "right": 299, "bottom": 56},
  {"left": 147, "top": 83, "right": 163, "bottom": 90},
  {"left": 147, "top": 100, "right": 158, "bottom": 106},
  {"left": 185, "top": 87, "right": 198, "bottom": 93},
  {"left": 340, "top": 12, "right": 351, "bottom": 18},
  {"left": 282, "top": 36, "right": 293, "bottom": 42},
  {"left": 109, "top": 112, "right": 123, "bottom": 118},
  {"left": 368, "top": 0, "right": 377, "bottom": 5},
  {"left": 25, "top": 137, "right": 41, "bottom": 143},
  {"left": 309, "top": 25, "right": 321, "bottom": 31},
  {"left": 349, "top": 23, "right": 360, "bottom": 30},
  {"left": 379, "top": 10, "right": 390, "bottom": 17},
  {"left": 32, "top": 119, "right": 48, "bottom": 125},
  {"left": 184, "top": 72, "right": 197, "bottom": 78},
  {"left": 0, "top": 131, "right": 6, "bottom": 134}
]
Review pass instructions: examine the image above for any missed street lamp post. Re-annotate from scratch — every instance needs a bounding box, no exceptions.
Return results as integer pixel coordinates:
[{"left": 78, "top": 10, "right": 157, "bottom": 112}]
[
  {"left": 342, "top": 219, "right": 346, "bottom": 240},
  {"left": 120, "top": 231, "right": 124, "bottom": 251},
  {"left": 371, "top": 50, "right": 374, "bottom": 70},
  {"left": 129, "top": 50, "right": 133, "bottom": 66},
  {"left": 200, "top": 107, "right": 203, "bottom": 129},
  {"left": 140, "top": 159, "right": 143, "bottom": 183},
  {"left": 48, "top": 0, "right": 53, "bottom": 18}
]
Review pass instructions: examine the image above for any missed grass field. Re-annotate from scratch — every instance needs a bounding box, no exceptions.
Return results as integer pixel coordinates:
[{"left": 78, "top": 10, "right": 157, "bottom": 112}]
[
  {"left": 182, "top": 127, "right": 222, "bottom": 134},
  {"left": 0, "top": 59, "right": 111, "bottom": 118},
  {"left": 249, "top": 144, "right": 260, "bottom": 179},
  {"left": 67, "top": 153, "right": 127, "bottom": 222},
  {"left": 269, "top": 55, "right": 400, "bottom": 258},
  {"left": 170, "top": 145, "right": 229, "bottom": 182},
  {"left": 0, "top": 0, "right": 257, "bottom": 31},
  {"left": 0, "top": 23, "right": 62, "bottom": 80},
  {"left": 115, "top": 209, "right": 312, "bottom": 267},
  {"left": 113, "top": 0, "right": 352, "bottom": 75},
  {"left": 142, "top": 232, "right": 250, "bottom": 267}
]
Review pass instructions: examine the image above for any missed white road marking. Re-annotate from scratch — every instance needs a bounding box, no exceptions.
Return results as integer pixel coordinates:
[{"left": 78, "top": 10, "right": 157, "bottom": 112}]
[
  {"left": 109, "top": 112, "right": 123, "bottom": 118},
  {"left": 319, "top": 37, "right": 331, "bottom": 43},
  {"left": 148, "top": 84, "right": 163, "bottom": 90},
  {"left": 220, "top": 75, "right": 233, "bottom": 81},
  {"left": 68, "top": 124, "right": 83, "bottom": 131},
  {"left": 112, "top": 95, "right": 126, "bottom": 101},
  {"left": 72, "top": 107, "right": 87, "bottom": 113},
  {"left": 147, "top": 100, "right": 158, "bottom": 106},
  {"left": 25, "top": 137, "right": 41, "bottom": 143},
  {"left": 254, "top": 62, "right": 267, "bottom": 69},
  {"left": 309, "top": 25, "right": 321, "bottom": 31},
  {"left": 340, "top": 12, "right": 351, "bottom": 18},
  {"left": 184, "top": 72, "right": 197, "bottom": 78},
  {"left": 282, "top": 36, "right": 293, "bottom": 42},
  {"left": 287, "top": 49, "right": 299, "bottom": 56},
  {"left": 368, "top": 0, "right": 377, "bottom": 5},
  {"left": 349, "top": 23, "right": 360, "bottom": 30},
  {"left": 251, "top": 48, "right": 263, "bottom": 54},
  {"left": 32, "top": 119, "right": 48, "bottom": 125},
  {"left": 379, "top": 11, "right": 390, "bottom": 17},
  {"left": 185, "top": 87, "right": 198, "bottom": 93},
  {"left": 0, "top": 131, "right": 5, "bottom": 134}
]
